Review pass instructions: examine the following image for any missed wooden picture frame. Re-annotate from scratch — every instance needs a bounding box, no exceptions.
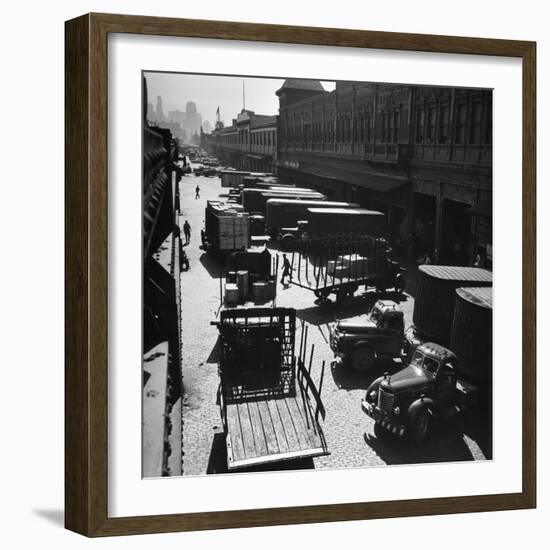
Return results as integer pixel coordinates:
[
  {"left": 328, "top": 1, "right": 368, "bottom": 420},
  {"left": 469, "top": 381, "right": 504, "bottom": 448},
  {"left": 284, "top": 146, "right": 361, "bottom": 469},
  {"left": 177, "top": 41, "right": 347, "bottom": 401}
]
[{"left": 65, "top": 12, "right": 536, "bottom": 537}]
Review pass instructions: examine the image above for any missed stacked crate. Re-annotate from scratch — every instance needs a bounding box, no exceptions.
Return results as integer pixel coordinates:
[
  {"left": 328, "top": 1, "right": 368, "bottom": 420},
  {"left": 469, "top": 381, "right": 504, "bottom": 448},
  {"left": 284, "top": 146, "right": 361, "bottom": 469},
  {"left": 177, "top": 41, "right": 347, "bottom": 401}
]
[
  {"left": 206, "top": 201, "right": 250, "bottom": 251},
  {"left": 327, "top": 241, "right": 387, "bottom": 280}
]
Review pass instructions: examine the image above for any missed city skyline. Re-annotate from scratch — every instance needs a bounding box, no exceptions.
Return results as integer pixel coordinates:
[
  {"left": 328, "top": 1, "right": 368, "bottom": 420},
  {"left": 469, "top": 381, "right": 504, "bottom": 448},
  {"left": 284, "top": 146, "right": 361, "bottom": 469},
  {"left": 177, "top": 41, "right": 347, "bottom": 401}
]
[{"left": 144, "top": 72, "right": 335, "bottom": 131}]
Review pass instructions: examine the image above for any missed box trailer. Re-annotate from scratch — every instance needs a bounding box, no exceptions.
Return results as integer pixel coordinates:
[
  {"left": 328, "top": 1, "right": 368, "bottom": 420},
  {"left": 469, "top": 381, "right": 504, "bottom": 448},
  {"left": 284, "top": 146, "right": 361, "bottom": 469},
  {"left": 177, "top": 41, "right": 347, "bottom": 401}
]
[
  {"left": 220, "top": 170, "right": 250, "bottom": 188},
  {"left": 266, "top": 198, "right": 360, "bottom": 237},
  {"left": 404, "top": 265, "right": 493, "bottom": 357},
  {"left": 241, "top": 188, "right": 326, "bottom": 214},
  {"left": 451, "top": 286, "right": 493, "bottom": 384},
  {"left": 214, "top": 308, "right": 329, "bottom": 470}
]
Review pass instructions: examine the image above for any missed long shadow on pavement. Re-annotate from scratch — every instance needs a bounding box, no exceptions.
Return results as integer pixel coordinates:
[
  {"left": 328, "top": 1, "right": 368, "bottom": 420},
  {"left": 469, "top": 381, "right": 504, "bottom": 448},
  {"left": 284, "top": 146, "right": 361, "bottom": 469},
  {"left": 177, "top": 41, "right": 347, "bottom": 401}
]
[
  {"left": 206, "top": 335, "right": 221, "bottom": 365},
  {"left": 296, "top": 295, "right": 374, "bottom": 327},
  {"left": 331, "top": 357, "right": 404, "bottom": 392},
  {"left": 363, "top": 416, "right": 482, "bottom": 466},
  {"left": 199, "top": 252, "right": 225, "bottom": 279}
]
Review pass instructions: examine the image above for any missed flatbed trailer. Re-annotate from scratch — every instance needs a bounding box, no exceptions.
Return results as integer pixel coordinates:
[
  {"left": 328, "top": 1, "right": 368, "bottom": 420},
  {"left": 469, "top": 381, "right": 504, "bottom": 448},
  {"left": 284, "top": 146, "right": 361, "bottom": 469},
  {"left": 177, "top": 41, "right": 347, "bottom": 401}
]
[
  {"left": 214, "top": 308, "right": 328, "bottom": 470},
  {"left": 289, "top": 234, "right": 405, "bottom": 306}
]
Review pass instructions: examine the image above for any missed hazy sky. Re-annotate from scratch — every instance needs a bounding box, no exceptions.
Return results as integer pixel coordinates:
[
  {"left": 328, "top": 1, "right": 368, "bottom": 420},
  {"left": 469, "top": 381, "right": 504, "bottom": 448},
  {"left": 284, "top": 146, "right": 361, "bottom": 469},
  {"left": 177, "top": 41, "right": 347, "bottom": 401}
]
[{"left": 144, "top": 72, "right": 335, "bottom": 126}]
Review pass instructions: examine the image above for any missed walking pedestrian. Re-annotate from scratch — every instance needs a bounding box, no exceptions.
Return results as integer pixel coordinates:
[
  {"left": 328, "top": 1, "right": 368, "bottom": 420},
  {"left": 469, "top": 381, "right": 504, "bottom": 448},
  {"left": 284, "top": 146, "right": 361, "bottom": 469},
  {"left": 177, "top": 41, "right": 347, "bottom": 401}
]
[
  {"left": 280, "top": 253, "right": 292, "bottom": 285},
  {"left": 195, "top": 185, "right": 200, "bottom": 199},
  {"left": 183, "top": 220, "right": 191, "bottom": 244}
]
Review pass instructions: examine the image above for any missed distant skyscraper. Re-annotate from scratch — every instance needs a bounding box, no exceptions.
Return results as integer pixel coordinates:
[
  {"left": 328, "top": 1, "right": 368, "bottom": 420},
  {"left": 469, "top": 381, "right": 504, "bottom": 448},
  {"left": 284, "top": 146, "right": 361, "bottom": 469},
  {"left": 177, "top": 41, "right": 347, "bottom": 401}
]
[
  {"left": 156, "top": 96, "right": 165, "bottom": 122},
  {"left": 183, "top": 101, "right": 202, "bottom": 136}
]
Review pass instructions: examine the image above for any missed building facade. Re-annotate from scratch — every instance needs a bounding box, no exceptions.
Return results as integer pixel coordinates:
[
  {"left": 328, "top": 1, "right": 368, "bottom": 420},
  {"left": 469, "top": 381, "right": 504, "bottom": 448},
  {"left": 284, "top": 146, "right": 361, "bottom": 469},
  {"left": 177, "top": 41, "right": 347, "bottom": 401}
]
[
  {"left": 276, "top": 80, "right": 492, "bottom": 266},
  {"left": 202, "top": 109, "right": 277, "bottom": 173}
]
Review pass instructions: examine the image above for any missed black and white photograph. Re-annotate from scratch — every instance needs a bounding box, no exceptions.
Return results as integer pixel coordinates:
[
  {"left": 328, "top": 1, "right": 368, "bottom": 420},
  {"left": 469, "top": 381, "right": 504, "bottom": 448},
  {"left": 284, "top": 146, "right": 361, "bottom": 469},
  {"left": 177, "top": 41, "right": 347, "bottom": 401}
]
[{"left": 142, "top": 71, "right": 493, "bottom": 478}]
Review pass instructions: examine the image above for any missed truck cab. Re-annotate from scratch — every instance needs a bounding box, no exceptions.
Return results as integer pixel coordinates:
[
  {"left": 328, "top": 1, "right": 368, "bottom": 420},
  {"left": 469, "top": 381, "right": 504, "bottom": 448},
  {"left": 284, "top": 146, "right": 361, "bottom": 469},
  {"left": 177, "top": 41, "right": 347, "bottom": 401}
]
[
  {"left": 329, "top": 300, "right": 404, "bottom": 371},
  {"left": 362, "top": 342, "right": 476, "bottom": 442}
]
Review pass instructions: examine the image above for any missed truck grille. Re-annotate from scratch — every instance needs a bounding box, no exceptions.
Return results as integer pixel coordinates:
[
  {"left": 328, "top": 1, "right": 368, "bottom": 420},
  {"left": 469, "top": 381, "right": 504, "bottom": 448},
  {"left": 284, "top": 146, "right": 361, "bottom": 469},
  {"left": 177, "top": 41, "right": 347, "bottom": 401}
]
[{"left": 378, "top": 388, "right": 394, "bottom": 413}]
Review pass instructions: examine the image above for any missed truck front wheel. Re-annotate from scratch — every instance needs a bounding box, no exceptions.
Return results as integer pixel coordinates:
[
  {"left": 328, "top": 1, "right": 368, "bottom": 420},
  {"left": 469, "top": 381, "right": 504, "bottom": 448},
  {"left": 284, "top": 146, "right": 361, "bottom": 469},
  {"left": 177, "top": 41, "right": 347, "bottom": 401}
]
[
  {"left": 280, "top": 234, "right": 296, "bottom": 251},
  {"left": 408, "top": 407, "right": 430, "bottom": 443},
  {"left": 350, "top": 345, "right": 375, "bottom": 372},
  {"left": 336, "top": 288, "right": 355, "bottom": 307}
]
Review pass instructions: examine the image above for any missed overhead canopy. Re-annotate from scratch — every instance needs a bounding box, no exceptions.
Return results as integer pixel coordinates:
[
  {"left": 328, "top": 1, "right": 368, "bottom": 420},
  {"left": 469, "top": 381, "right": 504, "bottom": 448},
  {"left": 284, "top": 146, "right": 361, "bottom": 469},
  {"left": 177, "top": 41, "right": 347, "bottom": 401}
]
[
  {"left": 247, "top": 153, "right": 271, "bottom": 160},
  {"left": 296, "top": 163, "right": 409, "bottom": 192}
]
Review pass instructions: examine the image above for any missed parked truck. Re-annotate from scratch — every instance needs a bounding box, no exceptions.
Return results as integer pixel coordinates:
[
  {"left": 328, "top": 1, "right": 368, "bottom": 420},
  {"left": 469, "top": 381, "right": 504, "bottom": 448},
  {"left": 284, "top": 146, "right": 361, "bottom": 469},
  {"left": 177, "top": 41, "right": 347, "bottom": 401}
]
[
  {"left": 403, "top": 265, "right": 492, "bottom": 357},
  {"left": 289, "top": 234, "right": 405, "bottom": 305},
  {"left": 241, "top": 188, "right": 326, "bottom": 215},
  {"left": 266, "top": 198, "right": 360, "bottom": 238},
  {"left": 213, "top": 308, "right": 329, "bottom": 470},
  {"left": 279, "top": 208, "right": 386, "bottom": 250},
  {"left": 220, "top": 170, "right": 251, "bottom": 188},
  {"left": 362, "top": 283, "right": 493, "bottom": 443},
  {"left": 329, "top": 300, "right": 405, "bottom": 371},
  {"left": 362, "top": 341, "right": 481, "bottom": 442}
]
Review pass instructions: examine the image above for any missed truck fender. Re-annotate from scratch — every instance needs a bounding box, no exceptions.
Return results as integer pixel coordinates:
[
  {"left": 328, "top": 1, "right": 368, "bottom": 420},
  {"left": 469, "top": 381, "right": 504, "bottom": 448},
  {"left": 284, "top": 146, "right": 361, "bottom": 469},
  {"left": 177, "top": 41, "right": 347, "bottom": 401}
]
[
  {"left": 407, "top": 397, "right": 435, "bottom": 420},
  {"left": 365, "top": 376, "right": 386, "bottom": 404},
  {"left": 280, "top": 233, "right": 296, "bottom": 251},
  {"left": 353, "top": 340, "right": 373, "bottom": 351}
]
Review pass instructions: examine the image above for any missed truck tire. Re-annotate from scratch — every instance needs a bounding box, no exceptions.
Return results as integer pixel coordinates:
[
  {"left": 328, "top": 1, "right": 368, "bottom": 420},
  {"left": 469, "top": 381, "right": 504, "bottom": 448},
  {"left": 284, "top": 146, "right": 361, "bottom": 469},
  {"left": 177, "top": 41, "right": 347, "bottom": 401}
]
[
  {"left": 394, "top": 274, "right": 405, "bottom": 294},
  {"left": 280, "top": 234, "right": 296, "bottom": 251},
  {"left": 408, "top": 403, "right": 430, "bottom": 443},
  {"left": 314, "top": 289, "right": 330, "bottom": 302},
  {"left": 336, "top": 288, "right": 354, "bottom": 307},
  {"left": 351, "top": 345, "right": 375, "bottom": 372},
  {"left": 374, "top": 422, "right": 387, "bottom": 439}
]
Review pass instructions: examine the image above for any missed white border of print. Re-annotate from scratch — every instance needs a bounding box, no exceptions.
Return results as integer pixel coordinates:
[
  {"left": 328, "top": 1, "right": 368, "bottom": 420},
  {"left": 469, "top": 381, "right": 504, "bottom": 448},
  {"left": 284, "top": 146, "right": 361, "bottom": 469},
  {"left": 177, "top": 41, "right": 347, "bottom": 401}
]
[{"left": 108, "top": 33, "right": 522, "bottom": 518}]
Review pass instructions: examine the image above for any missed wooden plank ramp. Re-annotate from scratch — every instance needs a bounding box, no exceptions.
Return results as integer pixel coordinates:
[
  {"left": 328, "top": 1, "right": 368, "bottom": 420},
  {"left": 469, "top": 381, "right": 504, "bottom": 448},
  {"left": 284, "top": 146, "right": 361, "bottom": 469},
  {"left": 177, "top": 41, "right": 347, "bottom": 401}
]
[{"left": 224, "top": 395, "right": 326, "bottom": 470}]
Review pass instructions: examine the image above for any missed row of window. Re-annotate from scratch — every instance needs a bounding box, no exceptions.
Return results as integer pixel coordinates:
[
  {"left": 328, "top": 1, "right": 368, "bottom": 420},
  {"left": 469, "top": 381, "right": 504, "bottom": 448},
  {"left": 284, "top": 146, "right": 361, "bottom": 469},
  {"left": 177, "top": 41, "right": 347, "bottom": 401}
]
[
  {"left": 280, "top": 110, "right": 399, "bottom": 145},
  {"left": 280, "top": 96, "right": 490, "bottom": 147},
  {"left": 216, "top": 129, "right": 276, "bottom": 148},
  {"left": 250, "top": 130, "right": 276, "bottom": 148},
  {"left": 415, "top": 98, "right": 490, "bottom": 145}
]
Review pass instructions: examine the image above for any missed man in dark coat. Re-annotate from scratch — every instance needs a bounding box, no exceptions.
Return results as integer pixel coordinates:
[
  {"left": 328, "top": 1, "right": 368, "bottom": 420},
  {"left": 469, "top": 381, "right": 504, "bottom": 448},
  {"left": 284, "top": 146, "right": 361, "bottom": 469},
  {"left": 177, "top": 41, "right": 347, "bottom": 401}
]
[
  {"left": 183, "top": 220, "right": 191, "bottom": 244},
  {"left": 280, "top": 253, "right": 292, "bottom": 285}
]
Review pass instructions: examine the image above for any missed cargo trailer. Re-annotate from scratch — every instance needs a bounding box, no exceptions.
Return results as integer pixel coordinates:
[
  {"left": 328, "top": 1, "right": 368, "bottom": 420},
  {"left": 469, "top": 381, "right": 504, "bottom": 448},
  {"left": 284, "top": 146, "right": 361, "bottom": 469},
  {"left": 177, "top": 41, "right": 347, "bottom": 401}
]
[
  {"left": 278, "top": 208, "right": 386, "bottom": 250},
  {"left": 266, "top": 198, "right": 360, "bottom": 237},
  {"left": 451, "top": 286, "right": 493, "bottom": 384},
  {"left": 404, "top": 265, "right": 493, "bottom": 356},
  {"left": 289, "top": 234, "right": 405, "bottom": 306},
  {"left": 241, "top": 188, "right": 326, "bottom": 214},
  {"left": 220, "top": 170, "right": 250, "bottom": 188},
  {"left": 213, "top": 308, "right": 328, "bottom": 470}
]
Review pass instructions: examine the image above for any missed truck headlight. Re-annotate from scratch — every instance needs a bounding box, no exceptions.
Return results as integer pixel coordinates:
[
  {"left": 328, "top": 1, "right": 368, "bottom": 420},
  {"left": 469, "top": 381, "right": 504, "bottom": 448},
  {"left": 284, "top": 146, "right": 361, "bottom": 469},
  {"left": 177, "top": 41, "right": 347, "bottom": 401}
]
[
  {"left": 369, "top": 390, "right": 378, "bottom": 402},
  {"left": 393, "top": 406, "right": 401, "bottom": 416}
]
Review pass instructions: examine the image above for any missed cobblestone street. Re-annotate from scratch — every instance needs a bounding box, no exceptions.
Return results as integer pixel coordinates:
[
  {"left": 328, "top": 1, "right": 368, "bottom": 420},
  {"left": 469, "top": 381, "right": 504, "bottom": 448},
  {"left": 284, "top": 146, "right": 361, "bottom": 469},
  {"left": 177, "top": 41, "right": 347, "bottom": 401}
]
[{"left": 178, "top": 170, "right": 490, "bottom": 476}]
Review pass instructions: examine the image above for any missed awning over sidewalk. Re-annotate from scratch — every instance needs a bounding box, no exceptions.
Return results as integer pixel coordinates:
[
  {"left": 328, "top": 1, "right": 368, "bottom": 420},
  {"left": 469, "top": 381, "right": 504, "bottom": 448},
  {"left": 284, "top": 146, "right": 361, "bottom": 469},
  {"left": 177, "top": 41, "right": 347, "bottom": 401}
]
[{"left": 296, "top": 163, "right": 409, "bottom": 192}]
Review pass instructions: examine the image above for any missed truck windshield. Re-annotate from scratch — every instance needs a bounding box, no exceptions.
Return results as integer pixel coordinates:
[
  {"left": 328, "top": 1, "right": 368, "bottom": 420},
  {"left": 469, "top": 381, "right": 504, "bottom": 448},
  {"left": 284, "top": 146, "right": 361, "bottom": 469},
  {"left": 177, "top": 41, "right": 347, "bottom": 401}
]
[
  {"left": 369, "top": 308, "right": 382, "bottom": 324},
  {"left": 411, "top": 351, "right": 439, "bottom": 374}
]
